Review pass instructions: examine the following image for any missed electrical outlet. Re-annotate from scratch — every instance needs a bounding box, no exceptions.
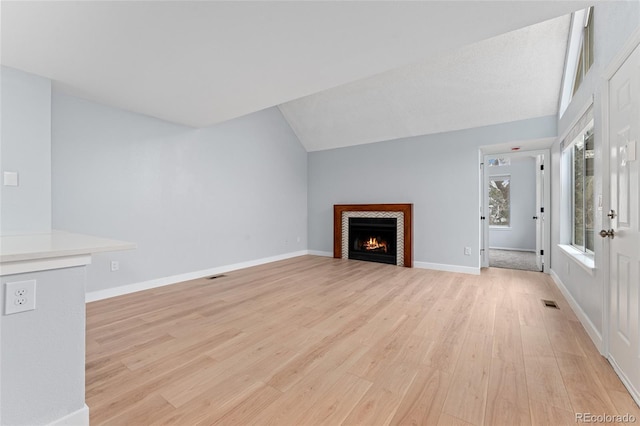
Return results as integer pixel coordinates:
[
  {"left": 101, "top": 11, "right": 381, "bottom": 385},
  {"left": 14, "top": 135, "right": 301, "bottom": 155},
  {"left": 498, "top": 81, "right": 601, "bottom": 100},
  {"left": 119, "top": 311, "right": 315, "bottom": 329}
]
[
  {"left": 3, "top": 171, "right": 18, "bottom": 186},
  {"left": 110, "top": 261, "right": 120, "bottom": 272},
  {"left": 464, "top": 247, "right": 471, "bottom": 256},
  {"left": 4, "top": 280, "right": 36, "bottom": 315}
]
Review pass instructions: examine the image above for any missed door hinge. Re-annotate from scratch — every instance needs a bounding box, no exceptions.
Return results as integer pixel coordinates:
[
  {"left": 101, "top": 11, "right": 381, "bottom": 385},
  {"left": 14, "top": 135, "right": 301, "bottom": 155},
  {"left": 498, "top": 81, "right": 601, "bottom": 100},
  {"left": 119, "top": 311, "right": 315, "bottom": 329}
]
[
  {"left": 540, "top": 207, "right": 544, "bottom": 213},
  {"left": 540, "top": 250, "right": 544, "bottom": 255},
  {"left": 540, "top": 164, "right": 544, "bottom": 171}
]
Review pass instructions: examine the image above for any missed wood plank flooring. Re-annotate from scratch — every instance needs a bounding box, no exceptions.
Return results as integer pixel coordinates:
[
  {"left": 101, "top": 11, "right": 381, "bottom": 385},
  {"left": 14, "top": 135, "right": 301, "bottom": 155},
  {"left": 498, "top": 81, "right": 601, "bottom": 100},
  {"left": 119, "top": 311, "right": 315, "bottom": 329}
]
[{"left": 86, "top": 256, "right": 640, "bottom": 425}]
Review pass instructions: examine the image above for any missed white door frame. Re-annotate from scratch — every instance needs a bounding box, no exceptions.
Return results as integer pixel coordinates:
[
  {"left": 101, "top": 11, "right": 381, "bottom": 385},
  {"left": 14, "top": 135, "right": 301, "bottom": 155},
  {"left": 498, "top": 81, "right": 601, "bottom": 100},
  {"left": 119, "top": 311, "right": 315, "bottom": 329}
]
[
  {"left": 479, "top": 150, "right": 486, "bottom": 267},
  {"left": 601, "top": 28, "right": 640, "bottom": 404},
  {"left": 480, "top": 149, "right": 551, "bottom": 272},
  {"left": 535, "top": 154, "right": 545, "bottom": 272}
]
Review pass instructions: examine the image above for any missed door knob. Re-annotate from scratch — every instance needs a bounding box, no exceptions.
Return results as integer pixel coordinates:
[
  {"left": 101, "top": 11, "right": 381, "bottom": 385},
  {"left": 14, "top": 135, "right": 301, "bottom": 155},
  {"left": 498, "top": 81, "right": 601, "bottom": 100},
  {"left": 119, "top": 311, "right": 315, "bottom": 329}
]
[
  {"left": 599, "top": 229, "right": 615, "bottom": 239},
  {"left": 532, "top": 216, "right": 538, "bottom": 220}
]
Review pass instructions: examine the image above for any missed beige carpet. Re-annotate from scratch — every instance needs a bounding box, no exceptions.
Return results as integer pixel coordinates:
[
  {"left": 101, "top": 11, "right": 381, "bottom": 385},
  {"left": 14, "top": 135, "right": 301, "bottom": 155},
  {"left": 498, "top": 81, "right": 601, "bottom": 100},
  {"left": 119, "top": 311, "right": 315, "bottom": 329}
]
[{"left": 489, "top": 249, "right": 540, "bottom": 272}]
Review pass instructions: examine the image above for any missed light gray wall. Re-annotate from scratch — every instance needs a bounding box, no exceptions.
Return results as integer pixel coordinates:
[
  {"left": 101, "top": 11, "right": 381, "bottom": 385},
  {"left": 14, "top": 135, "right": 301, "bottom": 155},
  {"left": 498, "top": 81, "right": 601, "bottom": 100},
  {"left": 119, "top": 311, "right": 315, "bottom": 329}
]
[
  {"left": 52, "top": 93, "right": 307, "bottom": 292},
  {"left": 0, "top": 67, "right": 82, "bottom": 426},
  {"left": 489, "top": 156, "right": 536, "bottom": 251},
  {"left": 0, "top": 267, "right": 86, "bottom": 425},
  {"left": 551, "top": 1, "right": 640, "bottom": 338},
  {"left": 0, "top": 66, "right": 52, "bottom": 235},
  {"left": 308, "top": 115, "right": 556, "bottom": 270}
]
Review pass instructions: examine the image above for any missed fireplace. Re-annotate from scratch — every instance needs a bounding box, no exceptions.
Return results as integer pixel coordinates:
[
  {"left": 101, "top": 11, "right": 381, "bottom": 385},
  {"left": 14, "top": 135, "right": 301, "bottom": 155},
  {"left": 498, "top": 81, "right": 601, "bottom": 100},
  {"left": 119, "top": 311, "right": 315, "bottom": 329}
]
[
  {"left": 334, "top": 203, "right": 413, "bottom": 267},
  {"left": 348, "top": 218, "right": 397, "bottom": 265}
]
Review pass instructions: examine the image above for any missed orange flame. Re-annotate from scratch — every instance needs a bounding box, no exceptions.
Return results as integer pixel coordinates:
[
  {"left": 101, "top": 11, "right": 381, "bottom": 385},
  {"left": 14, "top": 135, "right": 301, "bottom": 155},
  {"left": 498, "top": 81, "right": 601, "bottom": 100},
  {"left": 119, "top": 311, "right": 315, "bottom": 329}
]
[{"left": 363, "top": 237, "right": 387, "bottom": 253}]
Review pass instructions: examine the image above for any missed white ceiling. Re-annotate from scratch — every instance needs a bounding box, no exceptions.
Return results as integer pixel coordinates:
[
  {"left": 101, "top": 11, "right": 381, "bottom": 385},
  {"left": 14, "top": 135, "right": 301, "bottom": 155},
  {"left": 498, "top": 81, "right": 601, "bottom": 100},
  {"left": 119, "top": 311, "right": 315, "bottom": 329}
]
[
  {"left": 1, "top": 1, "right": 589, "bottom": 150},
  {"left": 280, "top": 14, "right": 571, "bottom": 151}
]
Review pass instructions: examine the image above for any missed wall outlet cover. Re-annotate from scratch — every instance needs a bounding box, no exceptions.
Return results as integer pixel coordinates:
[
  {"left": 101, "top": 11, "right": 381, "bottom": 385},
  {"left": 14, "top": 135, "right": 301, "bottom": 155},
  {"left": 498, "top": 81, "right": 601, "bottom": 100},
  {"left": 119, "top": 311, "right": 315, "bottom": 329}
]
[
  {"left": 3, "top": 171, "right": 18, "bottom": 186},
  {"left": 4, "top": 280, "right": 36, "bottom": 315}
]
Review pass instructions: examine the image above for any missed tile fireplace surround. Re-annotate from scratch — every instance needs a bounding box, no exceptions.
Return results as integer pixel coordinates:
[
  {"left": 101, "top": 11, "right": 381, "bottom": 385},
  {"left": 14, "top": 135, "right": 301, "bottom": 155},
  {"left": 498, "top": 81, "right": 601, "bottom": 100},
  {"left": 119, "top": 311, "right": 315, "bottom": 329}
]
[{"left": 333, "top": 203, "right": 413, "bottom": 267}]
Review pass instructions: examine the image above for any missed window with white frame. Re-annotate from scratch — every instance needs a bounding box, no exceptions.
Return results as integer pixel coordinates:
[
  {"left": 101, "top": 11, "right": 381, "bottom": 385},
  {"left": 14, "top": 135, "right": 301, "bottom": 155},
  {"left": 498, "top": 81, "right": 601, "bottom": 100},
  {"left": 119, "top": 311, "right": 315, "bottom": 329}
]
[
  {"left": 572, "top": 125, "right": 595, "bottom": 252},
  {"left": 489, "top": 175, "right": 510, "bottom": 227},
  {"left": 563, "top": 107, "right": 595, "bottom": 254},
  {"left": 572, "top": 7, "right": 594, "bottom": 95},
  {"left": 487, "top": 157, "right": 511, "bottom": 167},
  {"left": 559, "top": 7, "right": 595, "bottom": 116}
]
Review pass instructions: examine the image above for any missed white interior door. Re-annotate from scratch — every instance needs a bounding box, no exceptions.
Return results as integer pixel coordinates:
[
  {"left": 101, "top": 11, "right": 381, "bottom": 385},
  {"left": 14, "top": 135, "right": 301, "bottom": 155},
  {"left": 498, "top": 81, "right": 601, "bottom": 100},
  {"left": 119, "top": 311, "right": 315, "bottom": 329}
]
[
  {"left": 607, "top": 44, "right": 640, "bottom": 402},
  {"left": 535, "top": 155, "right": 544, "bottom": 271}
]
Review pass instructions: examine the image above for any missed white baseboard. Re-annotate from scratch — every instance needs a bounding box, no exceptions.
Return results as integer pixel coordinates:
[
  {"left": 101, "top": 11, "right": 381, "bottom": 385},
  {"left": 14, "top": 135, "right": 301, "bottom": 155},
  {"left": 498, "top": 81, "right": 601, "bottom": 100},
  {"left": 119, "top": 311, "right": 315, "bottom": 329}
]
[
  {"left": 608, "top": 355, "right": 640, "bottom": 409},
  {"left": 551, "top": 269, "right": 640, "bottom": 409},
  {"left": 549, "top": 268, "right": 603, "bottom": 353},
  {"left": 87, "top": 251, "right": 485, "bottom": 301},
  {"left": 489, "top": 247, "right": 536, "bottom": 252},
  {"left": 86, "top": 250, "right": 310, "bottom": 302},
  {"left": 48, "top": 404, "right": 89, "bottom": 426},
  {"left": 307, "top": 250, "right": 333, "bottom": 257},
  {"left": 308, "top": 253, "right": 480, "bottom": 275},
  {"left": 414, "top": 261, "right": 480, "bottom": 275}
]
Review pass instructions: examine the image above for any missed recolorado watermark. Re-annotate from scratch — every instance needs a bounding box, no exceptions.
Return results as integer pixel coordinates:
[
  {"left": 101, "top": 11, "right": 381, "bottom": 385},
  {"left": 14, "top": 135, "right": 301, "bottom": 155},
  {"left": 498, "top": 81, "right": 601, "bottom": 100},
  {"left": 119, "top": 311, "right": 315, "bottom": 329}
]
[{"left": 576, "top": 412, "right": 637, "bottom": 423}]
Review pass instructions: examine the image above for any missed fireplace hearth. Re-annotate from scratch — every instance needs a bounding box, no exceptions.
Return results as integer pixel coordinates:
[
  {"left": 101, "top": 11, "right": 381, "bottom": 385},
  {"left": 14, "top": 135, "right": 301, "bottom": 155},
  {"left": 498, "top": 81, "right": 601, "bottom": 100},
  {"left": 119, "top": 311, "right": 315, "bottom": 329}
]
[{"left": 348, "top": 218, "right": 397, "bottom": 265}]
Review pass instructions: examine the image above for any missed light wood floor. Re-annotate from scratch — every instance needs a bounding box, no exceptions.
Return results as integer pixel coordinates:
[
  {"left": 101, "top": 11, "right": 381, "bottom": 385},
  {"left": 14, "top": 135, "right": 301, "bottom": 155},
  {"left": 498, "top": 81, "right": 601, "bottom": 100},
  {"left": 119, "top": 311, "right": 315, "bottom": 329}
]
[{"left": 86, "top": 256, "right": 640, "bottom": 425}]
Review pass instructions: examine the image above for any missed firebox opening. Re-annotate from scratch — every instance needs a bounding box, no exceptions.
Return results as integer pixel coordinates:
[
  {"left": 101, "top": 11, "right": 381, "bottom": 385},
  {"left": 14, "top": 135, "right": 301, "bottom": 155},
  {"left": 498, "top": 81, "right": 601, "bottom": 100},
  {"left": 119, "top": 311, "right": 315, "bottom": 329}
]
[{"left": 348, "top": 217, "right": 397, "bottom": 265}]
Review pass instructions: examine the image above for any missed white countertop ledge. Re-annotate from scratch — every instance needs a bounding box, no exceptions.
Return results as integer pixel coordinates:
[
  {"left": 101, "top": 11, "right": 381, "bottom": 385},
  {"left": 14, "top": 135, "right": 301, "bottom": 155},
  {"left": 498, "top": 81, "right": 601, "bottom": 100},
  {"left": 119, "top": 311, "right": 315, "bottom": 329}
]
[{"left": 0, "top": 230, "right": 135, "bottom": 264}]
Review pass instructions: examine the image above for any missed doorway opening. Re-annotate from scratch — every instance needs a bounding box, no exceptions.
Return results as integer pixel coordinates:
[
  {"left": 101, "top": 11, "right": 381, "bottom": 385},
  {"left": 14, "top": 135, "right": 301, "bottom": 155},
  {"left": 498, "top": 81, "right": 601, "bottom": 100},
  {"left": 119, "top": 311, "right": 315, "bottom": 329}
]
[{"left": 480, "top": 148, "right": 551, "bottom": 272}]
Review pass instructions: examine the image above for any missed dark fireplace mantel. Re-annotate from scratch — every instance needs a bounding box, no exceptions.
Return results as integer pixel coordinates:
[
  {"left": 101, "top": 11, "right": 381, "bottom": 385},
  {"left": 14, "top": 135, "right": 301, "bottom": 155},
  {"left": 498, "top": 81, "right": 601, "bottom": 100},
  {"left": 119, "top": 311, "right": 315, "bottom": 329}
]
[{"left": 333, "top": 203, "right": 413, "bottom": 267}]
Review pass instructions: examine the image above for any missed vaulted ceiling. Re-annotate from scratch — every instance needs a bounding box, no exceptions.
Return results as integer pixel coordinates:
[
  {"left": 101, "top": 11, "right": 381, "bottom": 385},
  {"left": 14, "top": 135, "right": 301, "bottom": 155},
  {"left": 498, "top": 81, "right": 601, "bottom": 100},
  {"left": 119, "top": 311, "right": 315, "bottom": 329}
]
[
  {"left": 1, "top": 1, "right": 590, "bottom": 151},
  {"left": 280, "top": 14, "right": 571, "bottom": 151}
]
